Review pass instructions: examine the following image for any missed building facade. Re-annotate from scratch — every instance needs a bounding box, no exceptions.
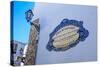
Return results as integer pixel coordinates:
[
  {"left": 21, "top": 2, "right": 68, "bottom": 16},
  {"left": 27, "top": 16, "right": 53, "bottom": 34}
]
[
  {"left": 24, "top": 18, "right": 40, "bottom": 65},
  {"left": 10, "top": 40, "right": 26, "bottom": 66}
]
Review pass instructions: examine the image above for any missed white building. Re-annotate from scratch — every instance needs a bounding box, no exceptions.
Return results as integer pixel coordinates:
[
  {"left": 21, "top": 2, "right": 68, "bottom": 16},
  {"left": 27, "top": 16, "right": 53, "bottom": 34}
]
[{"left": 10, "top": 40, "right": 26, "bottom": 66}]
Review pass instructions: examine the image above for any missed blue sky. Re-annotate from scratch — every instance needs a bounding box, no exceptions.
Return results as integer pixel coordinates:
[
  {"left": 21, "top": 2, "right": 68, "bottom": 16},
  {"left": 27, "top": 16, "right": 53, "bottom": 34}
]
[{"left": 12, "top": 1, "right": 35, "bottom": 43}]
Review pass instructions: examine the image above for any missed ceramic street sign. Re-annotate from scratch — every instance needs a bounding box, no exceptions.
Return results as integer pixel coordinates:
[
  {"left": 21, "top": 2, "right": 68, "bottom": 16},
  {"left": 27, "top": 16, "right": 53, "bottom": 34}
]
[{"left": 47, "top": 19, "right": 89, "bottom": 51}]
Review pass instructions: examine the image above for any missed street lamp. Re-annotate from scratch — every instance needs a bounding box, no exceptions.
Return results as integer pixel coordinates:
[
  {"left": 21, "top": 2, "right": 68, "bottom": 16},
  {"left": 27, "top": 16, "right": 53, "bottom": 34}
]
[{"left": 25, "top": 9, "right": 34, "bottom": 23}]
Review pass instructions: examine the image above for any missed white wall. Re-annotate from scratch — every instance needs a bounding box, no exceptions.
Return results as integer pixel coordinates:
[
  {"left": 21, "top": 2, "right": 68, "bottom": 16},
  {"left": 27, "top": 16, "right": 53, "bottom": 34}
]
[{"left": 33, "top": 2, "right": 97, "bottom": 64}]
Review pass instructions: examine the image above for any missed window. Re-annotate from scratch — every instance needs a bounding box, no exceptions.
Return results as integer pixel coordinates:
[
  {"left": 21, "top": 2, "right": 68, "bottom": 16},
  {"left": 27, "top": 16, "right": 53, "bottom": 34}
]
[{"left": 13, "top": 43, "right": 18, "bottom": 54}]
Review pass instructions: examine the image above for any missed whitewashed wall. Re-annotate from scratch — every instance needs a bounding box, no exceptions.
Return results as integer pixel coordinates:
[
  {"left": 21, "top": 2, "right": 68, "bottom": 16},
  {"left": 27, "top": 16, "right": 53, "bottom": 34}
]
[{"left": 32, "top": 2, "right": 97, "bottom": 64}]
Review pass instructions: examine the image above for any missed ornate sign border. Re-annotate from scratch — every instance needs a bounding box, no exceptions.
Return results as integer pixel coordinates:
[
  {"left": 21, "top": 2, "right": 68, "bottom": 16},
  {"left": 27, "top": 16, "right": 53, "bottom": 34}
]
[{"left": 46, "top": 19, "right": 89, "bottom": 51}]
